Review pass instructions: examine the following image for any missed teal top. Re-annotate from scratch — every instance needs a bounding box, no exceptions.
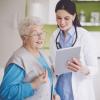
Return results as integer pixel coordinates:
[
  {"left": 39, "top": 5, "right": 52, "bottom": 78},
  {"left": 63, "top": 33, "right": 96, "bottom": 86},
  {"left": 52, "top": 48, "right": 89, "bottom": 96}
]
[{"left": 37, "top": 54, "right": 53, "bottom": 84}]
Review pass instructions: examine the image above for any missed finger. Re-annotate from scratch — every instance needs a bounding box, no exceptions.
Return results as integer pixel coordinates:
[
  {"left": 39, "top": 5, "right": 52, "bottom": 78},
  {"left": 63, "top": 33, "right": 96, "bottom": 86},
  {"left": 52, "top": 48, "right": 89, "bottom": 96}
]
[
  {"left": 72, "top": 58, "right": 80, "bottom": 65},
  {"left": 38, "top": 69, "right": 47, "bottom": 76},
  {"left": 42, "top": 69, "right": 47, "bottom": 78},
  {"left": 52, "top": 95, "right": 55, "bottom": 100},
  {"left": 68, "top": 62, "right": 80, "bottom": 70},
  {"left": 43, "top": 70, "right": 48, "bottom": 80},
  {"left": 38, "top": 72, "right": 45, "bottom": 80},
  {"left": 39, "top": 72, "right": 44, "bottom": 77},
  {"left": 45, "top": 70, "right": 48, "bottom": 76},
  {"left": 38, "top": 75, "right": 46, "bottom": 83},
  {"left": 39, "top": 70, "right": 48, "bottom": 82},
  {"left": 68, "top": 66, "right": 78, "bottom": 72},
  {"left": 53, "top": 94, "right": 60, "bottom": 100}
]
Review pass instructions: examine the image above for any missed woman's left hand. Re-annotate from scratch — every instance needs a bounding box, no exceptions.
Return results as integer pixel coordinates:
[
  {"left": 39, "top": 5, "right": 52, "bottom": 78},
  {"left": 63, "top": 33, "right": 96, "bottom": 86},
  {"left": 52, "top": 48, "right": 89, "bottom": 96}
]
[
  {"left": 67, "top": 58, "right": 89, "bottom": 75},
  {"left": 67, "top": 58, "right": 81, "bottom": 72}
]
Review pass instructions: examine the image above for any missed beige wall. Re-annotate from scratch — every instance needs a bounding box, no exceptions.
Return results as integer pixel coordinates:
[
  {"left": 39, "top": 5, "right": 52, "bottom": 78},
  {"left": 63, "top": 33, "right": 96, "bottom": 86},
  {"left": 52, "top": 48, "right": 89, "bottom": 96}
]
[{"left": 0, "top": 0, "right": 25, "bottom": 67}]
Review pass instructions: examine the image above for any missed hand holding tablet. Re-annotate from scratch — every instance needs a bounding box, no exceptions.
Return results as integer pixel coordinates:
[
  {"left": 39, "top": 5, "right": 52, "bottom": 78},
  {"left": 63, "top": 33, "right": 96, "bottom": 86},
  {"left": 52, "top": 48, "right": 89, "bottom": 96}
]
[{"left": 55, "top": 46, "right": 81, "bottom": 75}]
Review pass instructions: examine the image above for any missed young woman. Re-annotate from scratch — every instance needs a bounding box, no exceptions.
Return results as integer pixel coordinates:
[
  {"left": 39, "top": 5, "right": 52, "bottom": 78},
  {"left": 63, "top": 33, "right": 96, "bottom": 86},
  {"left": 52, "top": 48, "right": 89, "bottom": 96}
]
[
  {"left": 0, "top": 16, "right": 60, "bottom": 100},
  {"left": 49, "top": 0, "right": 98, "bottom": 100}
]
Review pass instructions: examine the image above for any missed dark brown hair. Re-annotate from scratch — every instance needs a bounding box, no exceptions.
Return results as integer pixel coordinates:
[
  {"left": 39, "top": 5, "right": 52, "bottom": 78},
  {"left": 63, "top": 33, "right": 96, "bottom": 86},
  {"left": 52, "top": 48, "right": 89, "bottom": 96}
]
[{"left": 55, "top": 0, "right": 81, "bottom": 27}]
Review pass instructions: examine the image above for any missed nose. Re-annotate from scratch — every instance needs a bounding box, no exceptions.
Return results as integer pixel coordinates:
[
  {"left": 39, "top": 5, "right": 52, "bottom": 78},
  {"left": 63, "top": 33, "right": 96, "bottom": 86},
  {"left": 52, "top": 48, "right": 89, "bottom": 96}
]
[
  {"left": 60, "top": 18, "right": 65, "bottom": 25},
  {"left": 37, "top": 34, "right": 41, "bottom": 39},
  {"left": 38, "top": 34, "right": 43, "bottom": 40}
]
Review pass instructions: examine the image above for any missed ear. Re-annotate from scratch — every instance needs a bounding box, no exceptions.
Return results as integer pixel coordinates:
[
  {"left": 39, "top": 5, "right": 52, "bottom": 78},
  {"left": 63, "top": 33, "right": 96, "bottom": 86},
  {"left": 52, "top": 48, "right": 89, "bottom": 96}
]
[
  {"left": 21, "top": 35, "right": 27, "bottom": 41},
  {"left": 21, "top": 35, "right": 29, "bottom": 45},
  {"left": 72, "top": 13, "right": 76, "bottom": 21}
]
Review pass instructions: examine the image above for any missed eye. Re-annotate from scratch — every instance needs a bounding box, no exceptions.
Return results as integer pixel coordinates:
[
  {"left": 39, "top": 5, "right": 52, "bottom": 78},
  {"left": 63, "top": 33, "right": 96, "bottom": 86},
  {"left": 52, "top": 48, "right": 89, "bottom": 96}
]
[
  {"left": 56, "top": 17, "right": 62, "bottom": 20},
  {"left": 64, "top": 17, "right": 70, "bottom": 20}
]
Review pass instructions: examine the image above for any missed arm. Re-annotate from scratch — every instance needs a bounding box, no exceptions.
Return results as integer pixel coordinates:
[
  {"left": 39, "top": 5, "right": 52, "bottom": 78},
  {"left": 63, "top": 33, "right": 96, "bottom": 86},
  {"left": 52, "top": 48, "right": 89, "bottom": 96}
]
[
  {"left": 52, "top": 77, "right": 61, "bottom": 100},
  {"left": 0, "top": 63, "right": 35, "bottom": 100},
  {"left": 51, "top": 68, "right": 61, "bottom": 100},
  {"left": 83, "top": 33, "right": 98, "bottom": 76},
  {"left": 67, "top": 33, "right": 98, "bottom": 77}
]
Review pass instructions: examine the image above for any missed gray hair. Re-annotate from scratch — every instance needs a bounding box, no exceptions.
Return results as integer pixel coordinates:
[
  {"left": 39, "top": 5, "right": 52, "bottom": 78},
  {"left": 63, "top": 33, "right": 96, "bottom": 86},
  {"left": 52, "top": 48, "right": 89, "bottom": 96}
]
[{"left": 18, "top": 16, "right": 43, "bottom": 36}]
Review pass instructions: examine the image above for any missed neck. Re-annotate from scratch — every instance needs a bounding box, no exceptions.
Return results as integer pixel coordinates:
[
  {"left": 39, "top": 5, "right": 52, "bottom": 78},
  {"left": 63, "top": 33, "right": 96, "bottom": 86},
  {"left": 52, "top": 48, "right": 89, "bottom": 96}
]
[
  {"left": 62, "top": 30, "right": 68, "bottom": 38},
  {"left": 23, "top": 45, "right": 40, "bottom": 57}
]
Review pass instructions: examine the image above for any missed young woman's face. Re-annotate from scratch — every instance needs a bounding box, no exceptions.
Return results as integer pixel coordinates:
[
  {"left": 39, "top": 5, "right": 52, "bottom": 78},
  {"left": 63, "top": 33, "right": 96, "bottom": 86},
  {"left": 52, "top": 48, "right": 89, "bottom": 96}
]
[
  {"left": 56, "top": 10, "right": 76, "bottom": 32},
  {"left": 24, "top": 26, "right": 45, "bottom": 50}
]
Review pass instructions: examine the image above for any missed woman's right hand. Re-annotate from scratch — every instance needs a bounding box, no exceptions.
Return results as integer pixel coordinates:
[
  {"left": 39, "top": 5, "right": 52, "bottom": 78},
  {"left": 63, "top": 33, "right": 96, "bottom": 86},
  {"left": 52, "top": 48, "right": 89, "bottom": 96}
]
[
  {"left": 52, "top": 94, "right": 61, "bottom": 100},
  {"left": 31, "top": 70, "right": 48, "bottom": 89}
]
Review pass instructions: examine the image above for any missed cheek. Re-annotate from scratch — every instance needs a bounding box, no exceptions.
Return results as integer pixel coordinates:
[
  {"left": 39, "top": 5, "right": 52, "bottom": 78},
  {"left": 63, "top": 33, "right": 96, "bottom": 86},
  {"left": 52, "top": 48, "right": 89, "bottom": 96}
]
[
  {"left": 42, "top": 36, "right": 45, "bottom": 41},
  {"left": 31, "top": 39, "right": 36, "bottom": 46},
  {"left": 39, "top": 36, "right": 45, "bottom": 42},
  {"left": 56, "top": 20, "right": 61, "bottom": 25},
  {"left": 65, "top": 20, "right": 73, "bottom": 27}
]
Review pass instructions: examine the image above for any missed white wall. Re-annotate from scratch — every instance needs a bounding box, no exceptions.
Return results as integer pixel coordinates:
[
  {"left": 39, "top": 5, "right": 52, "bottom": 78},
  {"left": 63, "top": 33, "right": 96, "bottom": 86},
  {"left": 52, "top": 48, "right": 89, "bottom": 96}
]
[
  {"left": 48, "top": 0, "right": 59, "bottom": 24},
  {"left": 0, "top": 0, "right": 25, "bottom": 67},
  {"left": 90, "top": 32, "right": 100, "bottom": 100},
  {"left": 91, "top": 32, "right": 100, "bottom": 56},
  {"left": 28, "top": 0, "right": 59, "bottom": 24},
  {"left": 28, "top": 0, "right": 49, "bottom": 24},
  {"left": 94, "top": 59, "right": 100, "bottom": 100}
]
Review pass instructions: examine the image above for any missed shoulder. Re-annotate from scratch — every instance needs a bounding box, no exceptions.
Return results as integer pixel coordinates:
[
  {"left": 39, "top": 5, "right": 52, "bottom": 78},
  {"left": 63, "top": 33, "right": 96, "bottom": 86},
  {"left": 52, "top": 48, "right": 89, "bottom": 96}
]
[
  {"left": 77, "top": 27, "right": 92, "bottom": 39},
  {"left": 51, "top": 28, "right": 60, "bottom": 38},
  {"left": 6, "top": 47, "right": 25, "bottom": 67},
  {"left": 77, "top": 27, "right": 89, "bottom": 35},
  {"left": 10, "top": 47, "right": 25, "bottom": 60},
  {"left": 77, "top": 27, "right": 95, "bottom": 47}
]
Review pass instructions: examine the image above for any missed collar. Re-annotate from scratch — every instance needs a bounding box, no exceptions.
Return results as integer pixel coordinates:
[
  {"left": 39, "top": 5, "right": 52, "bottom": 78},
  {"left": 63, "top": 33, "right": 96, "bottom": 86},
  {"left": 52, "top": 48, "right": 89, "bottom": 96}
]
[{"left": 60, "top": 26, "right": 75, "bottom": 41}]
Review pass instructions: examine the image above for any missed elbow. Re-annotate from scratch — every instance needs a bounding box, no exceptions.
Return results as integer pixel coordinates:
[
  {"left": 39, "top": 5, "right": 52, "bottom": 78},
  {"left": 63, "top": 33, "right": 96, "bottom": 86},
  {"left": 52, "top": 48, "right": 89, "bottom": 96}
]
[
  {"left": 0, "top": 86, "right": 9, "bottom": 100},
  {"left": 0, "top": 85, "right": 23, "bottom": 100}
]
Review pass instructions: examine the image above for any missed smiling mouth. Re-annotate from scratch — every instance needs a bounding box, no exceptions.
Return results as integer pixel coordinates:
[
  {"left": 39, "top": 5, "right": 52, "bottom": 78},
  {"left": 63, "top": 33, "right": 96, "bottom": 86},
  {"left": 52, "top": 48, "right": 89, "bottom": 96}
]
[
  {"left": 60, "top": 25, "right": 65, "bottom": 28},
  {"left": 36, "top": 41, "right": 43, "bottom": 44}
]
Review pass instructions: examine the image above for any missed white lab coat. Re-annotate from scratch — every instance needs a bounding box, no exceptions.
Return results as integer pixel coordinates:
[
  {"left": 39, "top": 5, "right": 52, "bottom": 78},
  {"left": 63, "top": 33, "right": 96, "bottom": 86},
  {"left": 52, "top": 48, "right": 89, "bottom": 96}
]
[{"left": 49, "top": 27, "right": 98, "bottom": 100}]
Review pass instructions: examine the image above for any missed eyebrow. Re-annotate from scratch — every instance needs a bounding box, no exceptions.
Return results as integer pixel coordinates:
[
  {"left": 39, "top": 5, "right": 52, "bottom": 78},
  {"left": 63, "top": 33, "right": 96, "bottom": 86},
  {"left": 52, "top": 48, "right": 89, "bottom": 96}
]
[{"left": 56, "top": 15, "right": 70, "bottom": 18}]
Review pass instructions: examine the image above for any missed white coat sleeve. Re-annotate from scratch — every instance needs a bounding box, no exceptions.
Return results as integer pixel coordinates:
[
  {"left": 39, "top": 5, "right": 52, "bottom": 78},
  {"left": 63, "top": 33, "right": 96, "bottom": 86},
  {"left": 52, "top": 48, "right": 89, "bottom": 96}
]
[{"left": 83, "top": 32, "right": 98, "bottom": 77}]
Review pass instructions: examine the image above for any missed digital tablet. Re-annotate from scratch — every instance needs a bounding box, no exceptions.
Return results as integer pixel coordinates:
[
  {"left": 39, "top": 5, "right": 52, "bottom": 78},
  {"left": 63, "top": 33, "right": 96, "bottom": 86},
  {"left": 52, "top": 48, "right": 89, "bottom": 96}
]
[{"left": 55, "top": 46, "right": 81, "bottom": 75}]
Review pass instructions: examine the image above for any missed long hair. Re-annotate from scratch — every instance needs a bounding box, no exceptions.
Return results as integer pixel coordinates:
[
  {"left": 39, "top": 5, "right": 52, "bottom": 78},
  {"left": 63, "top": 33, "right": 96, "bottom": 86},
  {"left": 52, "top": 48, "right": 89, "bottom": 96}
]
[{"left": 55, "top": 0, "right": 81, "bottom": 27}]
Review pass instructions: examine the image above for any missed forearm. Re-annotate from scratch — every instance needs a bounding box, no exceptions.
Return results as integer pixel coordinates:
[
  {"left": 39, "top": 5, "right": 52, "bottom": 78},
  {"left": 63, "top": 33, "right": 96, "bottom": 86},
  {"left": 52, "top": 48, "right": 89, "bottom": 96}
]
[
  {"left": 0, "top": 64, "right": 35, "bottom": 100},
  {"left": 0, "top": 82, "right": 35, "bottom": 100}
]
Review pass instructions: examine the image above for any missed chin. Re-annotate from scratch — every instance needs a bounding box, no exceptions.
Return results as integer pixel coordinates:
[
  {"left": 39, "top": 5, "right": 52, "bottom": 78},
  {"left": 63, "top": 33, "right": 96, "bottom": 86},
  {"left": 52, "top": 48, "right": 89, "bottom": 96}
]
[
  {"left": 60, "top": 27, "right": 67, "bottom": 31},
  {"left": 38, "top": 45, "right": 43, "bottom": 49}
]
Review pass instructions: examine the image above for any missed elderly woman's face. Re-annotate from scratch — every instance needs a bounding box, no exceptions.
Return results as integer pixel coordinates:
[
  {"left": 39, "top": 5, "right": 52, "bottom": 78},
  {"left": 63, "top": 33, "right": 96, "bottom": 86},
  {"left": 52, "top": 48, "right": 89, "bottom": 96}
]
[{"left": 24, "top": 26, "right": 45, "bottom": 50}]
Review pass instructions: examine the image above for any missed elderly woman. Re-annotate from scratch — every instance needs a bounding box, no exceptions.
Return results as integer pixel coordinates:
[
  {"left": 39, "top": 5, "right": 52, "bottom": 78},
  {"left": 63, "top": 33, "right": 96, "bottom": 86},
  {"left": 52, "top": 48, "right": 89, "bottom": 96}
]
[{"left": 0, "top": 16, "right": 60, "bottom": 100}]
